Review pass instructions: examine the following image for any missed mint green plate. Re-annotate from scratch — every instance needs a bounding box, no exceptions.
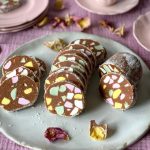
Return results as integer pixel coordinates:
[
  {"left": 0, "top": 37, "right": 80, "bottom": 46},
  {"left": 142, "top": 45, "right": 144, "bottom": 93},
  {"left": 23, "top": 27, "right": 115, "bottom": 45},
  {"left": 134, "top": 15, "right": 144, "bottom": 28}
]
[{"left": 0, "top": 32, "right": 150, "bottom": 150}]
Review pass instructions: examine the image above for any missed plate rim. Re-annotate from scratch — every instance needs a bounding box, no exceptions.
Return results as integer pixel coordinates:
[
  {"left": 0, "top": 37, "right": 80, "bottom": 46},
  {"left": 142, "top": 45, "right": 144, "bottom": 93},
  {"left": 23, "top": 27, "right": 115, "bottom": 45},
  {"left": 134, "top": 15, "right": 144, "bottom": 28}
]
[
  {"left": 75, "top": 0, "right": 139, "bottom": 15},
  {"left": 0, "top": 32, "right": 149, "bottom": 150},
  {"left": 133, "top": 11, "right": 150, "bottom": 52},
  {"left": 0, "top": 0, "right": 49, "bottom": 28},
  {"left": 0, "top": 5, "right": 49, "bottom": 34}
]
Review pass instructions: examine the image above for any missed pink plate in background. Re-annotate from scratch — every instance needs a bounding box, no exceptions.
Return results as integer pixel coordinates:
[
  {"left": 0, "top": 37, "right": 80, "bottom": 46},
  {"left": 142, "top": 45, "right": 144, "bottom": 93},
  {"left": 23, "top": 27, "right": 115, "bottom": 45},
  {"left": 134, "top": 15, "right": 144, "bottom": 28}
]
[
  {"left": 0, "top": 0, "right": 49, "bottom": 28},
  {"left": 133, "top": 11, "right": 150, "bottom": 52},
  {"left": 75, "top": 0, "right": 139, "bottom": 15},
  {"left": 0, "top": 4, "right": 49, "bottom": 33}
]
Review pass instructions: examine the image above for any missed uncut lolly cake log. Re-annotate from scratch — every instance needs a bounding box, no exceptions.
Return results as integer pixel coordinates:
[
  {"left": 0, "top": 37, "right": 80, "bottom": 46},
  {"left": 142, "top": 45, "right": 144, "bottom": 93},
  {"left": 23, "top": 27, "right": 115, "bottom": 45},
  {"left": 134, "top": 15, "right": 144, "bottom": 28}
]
[
  {"left": 45, "top": 39, "right": 107, "bottom": 116},
  {"left": 99, "top": 52, "right": 143, "bottom": 110},
  {"left": 99, "top": 52, "right": 143, "bottom": 86}
]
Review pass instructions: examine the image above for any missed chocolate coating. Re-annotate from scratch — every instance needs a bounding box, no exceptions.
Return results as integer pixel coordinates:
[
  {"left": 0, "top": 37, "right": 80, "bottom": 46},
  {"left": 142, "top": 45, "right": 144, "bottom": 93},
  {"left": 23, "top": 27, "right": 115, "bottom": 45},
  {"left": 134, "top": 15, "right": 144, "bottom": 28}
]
[
  {"left": 99, "top": 72, "right": 135, "bottom": 110},
  {"left": 0, "top": 75, "right": 39, "bottom": 111},
  {"left": 2, "top": 55, "right": 40, "bottom": 78},
  {"left": 45, "top": 69, "right": 85, "bottom": 91},
  {"left": 44, "top": 81, "right": 85, "bottom": 117},
  {"left": 71, "top": 39, "right": 107, "bottom": 65}
]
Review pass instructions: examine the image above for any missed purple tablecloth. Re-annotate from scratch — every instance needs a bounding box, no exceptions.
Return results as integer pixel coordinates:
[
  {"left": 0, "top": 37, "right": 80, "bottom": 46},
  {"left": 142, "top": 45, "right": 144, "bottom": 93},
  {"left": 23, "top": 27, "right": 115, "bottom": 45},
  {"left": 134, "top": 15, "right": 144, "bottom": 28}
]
[{"left": 0, "top": 0, "right": 150, "bottom": 149}]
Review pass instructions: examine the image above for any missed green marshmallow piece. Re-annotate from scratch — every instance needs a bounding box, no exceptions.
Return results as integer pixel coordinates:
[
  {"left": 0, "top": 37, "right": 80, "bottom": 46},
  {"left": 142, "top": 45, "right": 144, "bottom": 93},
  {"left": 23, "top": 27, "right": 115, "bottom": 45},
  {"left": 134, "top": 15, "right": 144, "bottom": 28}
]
[
  {"left": 59, "top": 85, "right": 66, "bottom": 92},
  {"left": 61, "top": 96, "right": 66, "bottom": 101},
  {"left": 20, "top": 58, "right": 26, "bottom": 63},
  {"left": 58, "top": 55, "right": 66, "bottom": 62},
  {"left": 103, "top": 65, "right": 111, "bottom": 73},
  {"left": 55, "top": 106, "right": 64, "bottom": 115},
  {"left": 109, "top": 90, "right": 113, "bottom": 97},
  {"left": 49, "top": 86, "right": 59, "bottom": 96},
  {"left": 74, "top": 40, "right": 80, "bottom": 44},
  {"left": 79, "top": 60, "right": 85, "bottom": 66},
  {"left": 68, "top": 67, "right": 73, "bottom": 72},
  {"left": 124, "top": 102, "right": 129, "bottom": 109},
  {"left": 108, "top": 65, "right": 113, "bottom": 71},
  {"left": 100, "top": 67, "right": 107, "bottom": 74},
  {"left": 51, "top": 65, "right": 58, "bottom": 72},
  {"left": 2, "top": 0, "right": 9, "bottom": 5},
  {"left": 95, "top": 44, "right": 104, "bottom": 50},
  {"left": 10, "top": 88, "right": 17, "bottom": 100}
]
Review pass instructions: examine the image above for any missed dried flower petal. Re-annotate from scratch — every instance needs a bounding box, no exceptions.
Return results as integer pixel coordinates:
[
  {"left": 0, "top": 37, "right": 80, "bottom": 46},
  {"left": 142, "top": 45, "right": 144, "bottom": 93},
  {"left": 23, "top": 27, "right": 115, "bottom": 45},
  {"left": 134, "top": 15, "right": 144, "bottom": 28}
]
[
  {"left": 114, "top": 25, "right": 125, "bottom": 37},
  {"left": 99, "top": 20, "right": 109, "bottom": 28},
  {"left": 52, "top": 17, "right": 62, "bottom": 28},
  {"left": 44, "top": 39, "right": 68, "bottom": 51},
  {"left": 99, "top": 20, "right": 125, "bottom": 37},
  {"left": 54, "top": 17, "right": 61, "bottom": 22},
  {"left": 77, "top": 17, "right": 91, "bottom": 31},
  {"left": 108, "top": 26, "right": 115, "bottom": 32},
  {"left": 59, "top": 21, "right": 66, "bottom": 29},
  {"left": 50, "top": 15, "right": 91, "bottom": 30},
  {"left": 44, "top": 127, "right": 70, "bottom": 142},
  {"left": 99, "top": 20, "right": 115, "bottom": 32},
  {"left": 54, "top": 0, "right": 64, "bottom": 10},
  {"left": 65, "top": 14, "right": 74, "bottom": 26},
  {"left": 37, "top": 16, "right": 49, "bottom": 27},
  {"left": 90, "top": 120, "right": 107, "bottom": 141},
  {"left": 70, "top": 15, "right": 81, "bottom": 22}
]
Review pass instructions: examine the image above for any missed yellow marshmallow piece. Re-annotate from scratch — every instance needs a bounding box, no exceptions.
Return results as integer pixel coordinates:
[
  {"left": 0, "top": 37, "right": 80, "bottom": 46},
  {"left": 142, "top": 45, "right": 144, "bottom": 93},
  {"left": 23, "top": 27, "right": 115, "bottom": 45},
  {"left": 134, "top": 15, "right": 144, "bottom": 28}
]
[
  {"left": 45, "top": 80, "right": 51, "bottom": 85},
  {"left": 124, "top": 102, "right": 129, "bottom": 109},
  {"left": 1, "top": 97, "right": 11, "bottom": 105},
  {"left": 46, "top": 97, "right": 52, "bottom": 105},
  {"left": 74, "top": 94, "right": 83, "bottom": 99},
  {"left": 103, "top": 85, "right": 106, "bottom": 89},
  {"left": 24, "top": 61, "right": 33, "bottom": 67},
  {"left": 24, "top": 88, "right": 32, "bottom": 94},
  {"left": 48, "top": 105, "right": 53, "bottom": 111},
  {"left": 113, "top": 89, "right": 121, "bottom": 99},
  {"left": 114, "top": 102, "right": 122, "bottom": 109},
  {"left": 114, "top": 68, "right": 119, "bottom": 72},
  {"left": 55, "top": 77, "right": 66, "bottom": 82}
]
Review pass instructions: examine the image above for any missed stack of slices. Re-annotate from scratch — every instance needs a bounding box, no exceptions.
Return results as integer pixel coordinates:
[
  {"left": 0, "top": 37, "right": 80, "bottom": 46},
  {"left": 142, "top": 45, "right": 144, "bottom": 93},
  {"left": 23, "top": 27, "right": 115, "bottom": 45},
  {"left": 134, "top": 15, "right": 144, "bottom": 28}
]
[
  {"left": 99, "top": 52, "right": 143, "bottom": 110},
  {"left": 44, "top": 39, "right": 107, "bottom": 117},
  {"left": 0, "top": 55, "right": 46, "bottom": 111}
]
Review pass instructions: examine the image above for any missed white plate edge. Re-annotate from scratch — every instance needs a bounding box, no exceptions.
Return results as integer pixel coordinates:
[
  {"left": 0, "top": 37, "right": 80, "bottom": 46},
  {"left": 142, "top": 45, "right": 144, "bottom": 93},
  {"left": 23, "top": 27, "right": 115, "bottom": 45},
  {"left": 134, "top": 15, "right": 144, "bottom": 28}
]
[
  {"left": 133, "top": 11, "right": 150, "bottom": 52},
  {"left": 75, "top": 0, "right": 139, "bottom": 15},
  {"left": 0, "top": 32, "right": 149, "bottom": 150}
]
